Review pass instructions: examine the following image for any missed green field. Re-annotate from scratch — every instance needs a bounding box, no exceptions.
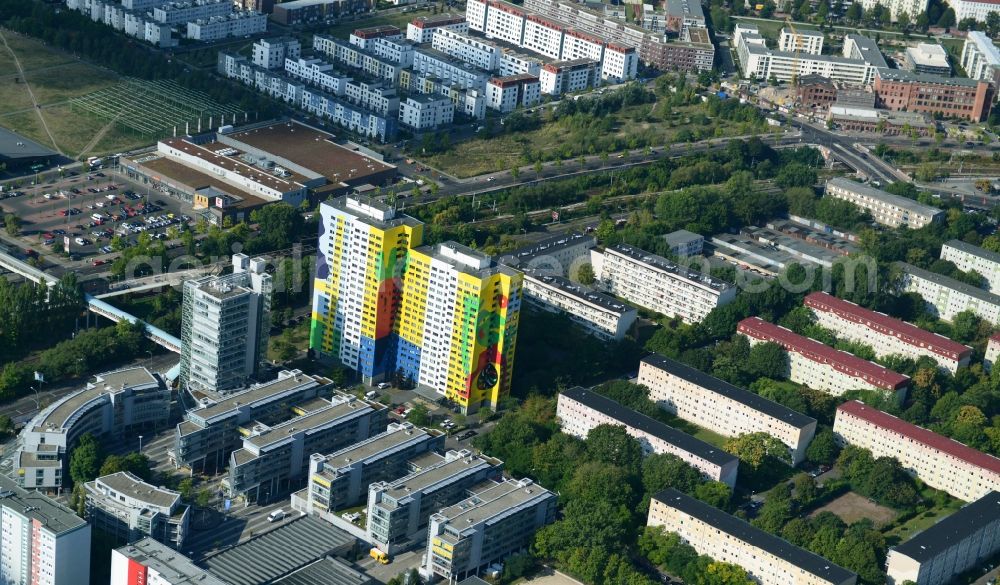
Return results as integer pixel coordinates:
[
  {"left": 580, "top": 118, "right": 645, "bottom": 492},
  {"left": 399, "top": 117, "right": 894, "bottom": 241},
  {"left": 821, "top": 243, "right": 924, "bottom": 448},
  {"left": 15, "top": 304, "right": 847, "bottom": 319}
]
[{"left": 319, "top": 8, "right": 440, "bottom": 39}]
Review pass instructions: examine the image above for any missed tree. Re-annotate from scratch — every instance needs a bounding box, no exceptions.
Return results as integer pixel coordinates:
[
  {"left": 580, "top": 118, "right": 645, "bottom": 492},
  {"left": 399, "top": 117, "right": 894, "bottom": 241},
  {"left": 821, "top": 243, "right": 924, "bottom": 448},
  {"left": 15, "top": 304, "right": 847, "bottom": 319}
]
[
  {"left": 937, "top": 7, "right": 956, "bottom": 27},
  {"left": 702, "top": 562, "right": 756, "bottom": 585},
  {"left": 99, "top": 452, "right": 152, "bottom": 481},
  {"left": 578, "top": 263, "right": 596, "bottom": 285},
  {"left": 4, "top": 214, "right": 20, "bottom": 236},
  {"left": 793, "top": 474, "right": 818, "bottom": 505},
  {"left": 806, "top": 428, "right": 840, "bottom": 466},
  {"left": 846, "top": 2, "right": 862, "bottom": 21},
  {"left": 586, "top": 424, "right": 643, "bottom": 473},
  {"left": 406, "top": 403, "right": 430, "bottom": 426},
  {"left": 69, "top": 433, "right": 102, "bottom": 485},
  {"left": 748, "top": 342, "right": 787, "bottom": 380},
  {"left": 0, "top": 415, "right": 12, "bottom": 437},
  {"left": 724, "top": 432, "right": 791, "bottom": 468},
  {"left": 196, "top": 488, "right": 212, "bottom": 509},
  {"left": 694, "top": 481, "right": 732, "bottom": 509}
]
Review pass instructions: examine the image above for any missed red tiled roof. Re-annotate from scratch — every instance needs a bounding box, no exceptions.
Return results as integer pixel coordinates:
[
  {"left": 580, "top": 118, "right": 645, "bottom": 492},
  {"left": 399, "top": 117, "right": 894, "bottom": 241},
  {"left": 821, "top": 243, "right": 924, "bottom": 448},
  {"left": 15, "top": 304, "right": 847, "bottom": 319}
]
[
  {"left": 990, "top": 332, "right": 1000, "bottom": 343},
  {"left": 737, "top": 317, "right": 909, "bottom": 391},
  {"left": 837, "top": 400, "right": 1000, "bottom": 475},
  {"left": 805, "top": 292, "right": 971, "bottom": 362}
]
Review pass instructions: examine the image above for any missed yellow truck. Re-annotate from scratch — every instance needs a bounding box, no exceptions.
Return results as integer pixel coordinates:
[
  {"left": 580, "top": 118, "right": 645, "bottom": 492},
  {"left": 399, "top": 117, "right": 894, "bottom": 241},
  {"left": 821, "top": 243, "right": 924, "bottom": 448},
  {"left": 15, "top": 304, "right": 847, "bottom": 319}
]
[{"left": 370, "top": 548, "right": 389, "bottom": 565}]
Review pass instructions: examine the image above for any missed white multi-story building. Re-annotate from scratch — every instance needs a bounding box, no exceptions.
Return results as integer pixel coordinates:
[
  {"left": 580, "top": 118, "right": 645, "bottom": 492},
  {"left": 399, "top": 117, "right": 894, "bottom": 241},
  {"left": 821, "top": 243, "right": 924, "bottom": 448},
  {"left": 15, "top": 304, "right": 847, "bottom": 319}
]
[
  {"left": 637, "top": 354, "right": 817, "bottom": 465},
  {"left": 825, "top": 178, "right": 943, "bottom": 229},
  {"left": 904, "top": 43, "right": 951, "bottom": 75},
  {"left": 366, "top": 36, "right": 416, "bottom": 67},
  {"left": 962, "top": 31, "right": 1000, "bottom": 85},
  {"left": 944, "top": 0, "right": 1000, "bottom": 23},
  {"left": 186, "top": 11, "right": 266, "bottom": 41},
  {"left": 84, "top": 472, "right": 190, "bottom": 549},
  {"left": 432, "top": 28, "right": 501, "bottom": 71},
  {"left": 738, "top": 317, "right": 910, "bottom": 398},
  {"left": 0, "top": 475, "right": 90, "bottom": 585},
  {"left": 180, "top": 254, "right": 272, "bottom": 394},
  {"left": 522, "top": 271, "right": 637, "bottom": 341},
  {"left": 411, "top": 47, "right": 492, "bottom": 91},
  {"left": 366, "top": 449, "right": 503, "bottom": 553},
  {"left": 662, "top": 229, "right": 705, "bottom": 257},
  {"left": 151, "top": 0, "right": 231, "bottom": 25},
  {"left": 805, "top": 291, "right": 972, "bottom": 373},
  {"left": 349, "top": 24, "right": 402, "bottom": 49},
  {"left": 284, "top": 56, "right": 352, "bottom": 95},
  {"left": 940, "top": 239, "right": 1000, "bottom": 292},
  {"left": 886, "top": 491, "right": 1000, "bottom": 585},
  {"left": 591, "top": 244, "right": 736, "bottom": 324},
  {"left": 501, "top": 232, "right": 596, "bottom": 276},
  {"left": 486, "top": 74, "right": 541, "bottom": 112},
  {"left": 110, "top": 539, "right": 227, "bottom": 585},
  {"left": 778, "top": 27, "right": 823, "bottom": 54},
  {"left": 498, "top": 48, "right": 544, "bottom": 76},
  {"left": 398, "top": 94, "right": 454, "bottom": 130},
  {"left": 896, "top": 261, "right": 1000, "bottom": 324},
  {"left": 860, "top": 0, "right": 928, "bottom": 21},
  {"left": 986, "top": 332, "right": 1000, "bottom": 372},
  {"left": 422, "top": 479, "right": 556, "bottom": 582},
  {"left": 556, "top": 387, "right": 740, "bottom": 487},
  {"left": 539, "top": 59, "right": 599, "bottom": 94},
  {"left": 314, "top": 35, "right": 404, "bottom": 82},
  {"left": 344, "top": 80, "right": 399, "bottom": 115},
  {"left": 648, "top": 489, "right": 858, "bottom": 585},
  {"left": 735, "top": 25, "right": 886, "bottom": 84},
  {"left": 16, "top": 368, "right": 170, "bottom": 490},
  {"left": 407, "top": 14, "right": 467, "bottom": 43},
  {"left": 253, "top": 36, "right": 301, "bottom": 69},
  {"left": 834, "top": 400, "right": 1000, "bottom": 502}
]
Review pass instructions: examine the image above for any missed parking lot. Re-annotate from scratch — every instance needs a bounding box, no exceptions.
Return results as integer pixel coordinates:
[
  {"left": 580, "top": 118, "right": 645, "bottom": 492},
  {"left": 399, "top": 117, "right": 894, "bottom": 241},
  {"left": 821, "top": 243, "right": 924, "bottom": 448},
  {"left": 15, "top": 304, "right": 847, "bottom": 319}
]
[{"left": 0, "top": 166, "right": 197, "bottom": 263}]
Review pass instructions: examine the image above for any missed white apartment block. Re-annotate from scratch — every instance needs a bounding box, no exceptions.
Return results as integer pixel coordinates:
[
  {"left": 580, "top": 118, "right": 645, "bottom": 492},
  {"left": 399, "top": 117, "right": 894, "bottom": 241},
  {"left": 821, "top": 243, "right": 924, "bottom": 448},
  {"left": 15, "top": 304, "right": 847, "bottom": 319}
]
[
  {"left": 313, "top": 35, "right": 403, "bottom": 83},
  {"left": 522, "top": 271, "right": 637, "bottom": 341},
  {"left": 962, "top": 31, "right": 1000, "bottom": 84},
  {"left": 399, "top": 95, "right": 454, "bottom": 130},
  {"left": 591, "top": 244, "right": 736, "bottom": 324},
  {"left": 941, "top": 239, "right": 1000, "bottom": 292},
  {"left": 738, "top": 317, "right": 910, "bottom": 398},
  {"left": 735, "top": 25, "right": 885, "bottom": 85},
  {"left": 805, "top": 291, "right": 972, "bottom": 373},
  {"left": 412, "top": 47, "right": 491, "bottom": 91},
  {"left": 186, "top": 11, "right": 266, "bottom": 41},
  {"left": 349, "top": 25, "right": 402, "bottom": 50},
  {"left": 486, "top": 74, "right": 541, "bottom": 112},
  {"left": 557, "top": 387, "right": 740, "bottom": 487},
  {"left": 648, "top": 489, "right": 858, "bottom": 585},
  {"left": 825, "top": 177, "right": 943, "bottom": 229},
  {"left": 896, "top": 261, "right": 1000, "bottom": 324},
  {"left": 663, "top": 229, "right": 704, "bottom": 257},
  {"left": 253, "top": 37, "right": 301, "bottom": 70},
  {"left": 834, "top": 400, "right": 1000, "bottom": 502},
  {"left": 0, "top": 475, "right": 91, "bottom": 585},
  {"left": 945, "top": 0, "right": 1000, "bottom": 23},
  {"left": 778, "top": 27, "right": 823, "bottom": 55},
  {"left": 151, "top": 0, "right": 232, "bottom": 25},
  {"left": 499, "top": 49, "right": 544, "bottom": 76},
  {"left": 285, "top": 56, "right": 352, "bottom": 95},
  {"left": 366, "top": 36, "right": 416, "bottom": 67},
  {"left": 986, "top": 333, "right": 1000, "bottom": 372},
  {"left": 344, "top": 80, "right": 399, "bottom": 115},
  {"left": 407, "top": 14, "right": 468, "bottom": 43},
  {"left": 16, "top": 368, "right": 169, "bottom": 490},
  {"left": 501, "top": 231, "right": 596, "bottom": 276},
  {"left": 299, "top": 87, "right": 398, "bottom": 142},
  {"left": 539, "top": 59, "right": 599, "bottom": 94},
  {"left": 522, "top": 15, "right": 564, "bottom": 59},
  {"left": 482, "top": 0, "right": 526, "bottom": 46},
  {"left": 84, "top": 472, "right": 190, "bottom": 549},
  {"left": 886, "top": 491, "right": 1000, "bottom": 585},
  {"left": 110, "top": 539, "right": 228, "bottom": 585},
  {"left": 432, "top": 28, "right": 502, "bottom": 71},
  {"left": 637, "top": 354, "right": 817, "bottom": 465},
  {"left": 860, "top": 0, "right": 928, "bottom": 20}
]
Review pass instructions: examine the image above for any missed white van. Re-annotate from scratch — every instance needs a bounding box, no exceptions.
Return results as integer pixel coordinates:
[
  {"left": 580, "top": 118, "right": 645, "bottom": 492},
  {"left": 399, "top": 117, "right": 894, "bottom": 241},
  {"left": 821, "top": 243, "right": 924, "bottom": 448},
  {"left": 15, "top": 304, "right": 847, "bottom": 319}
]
[
  {"left": 364, "top": 390, "right": 378, "bottom": 400},
  {"left": 267, "top": 509, "right": 286, "bottom": 522}
]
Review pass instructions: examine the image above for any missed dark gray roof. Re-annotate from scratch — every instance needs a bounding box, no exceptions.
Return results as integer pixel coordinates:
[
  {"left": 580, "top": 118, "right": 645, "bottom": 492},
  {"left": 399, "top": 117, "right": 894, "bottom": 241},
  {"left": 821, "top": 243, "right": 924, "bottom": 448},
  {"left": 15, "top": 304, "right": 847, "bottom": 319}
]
[
  {"left": 892, "top": 491, "right": 1000, "bottom": 562},
  {"left": 0, "top": 475, "right": 87, "bottom": 536},
  {"left": 561, "top": 387, "right": 737, "bottom": 468},
  {"left": 640, "top": 354, "right": 815, "bottom": 429},
  {"left": 203, "top": 516, "right": 355, "bottom": 585},
  {"left": 897, "top": 261, "right": 1000, "bottom": 305},
  {"left": 273, "top": 556, "right": 373, "bottom": 585},
  {"left": 503, "top": 232, "right": 596, "bottom": 266},
  {"left": 876, "top": 67, "right": 983, "bottom": 86},
  {"left": 653, "top": 488, "right": 857, "bottom": 583},
  {"left": 0, "top": 127, "right": 56, "bottom": 160},
  {"left": 458, "top": 579, "right": 491, "bottom": 585},
  {"left": 943, "top": 239, "right": 1000, "bottom": 266}
]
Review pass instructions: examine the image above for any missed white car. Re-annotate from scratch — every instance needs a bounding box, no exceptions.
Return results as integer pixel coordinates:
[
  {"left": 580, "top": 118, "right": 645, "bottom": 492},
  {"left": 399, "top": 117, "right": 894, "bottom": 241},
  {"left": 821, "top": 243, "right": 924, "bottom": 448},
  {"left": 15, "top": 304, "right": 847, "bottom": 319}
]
[
  {"left": 74, "top": 237, "right": 87, "bottom": 246},
  {"left": 377, "top": 382, "right": 391, "bottom": 390}
]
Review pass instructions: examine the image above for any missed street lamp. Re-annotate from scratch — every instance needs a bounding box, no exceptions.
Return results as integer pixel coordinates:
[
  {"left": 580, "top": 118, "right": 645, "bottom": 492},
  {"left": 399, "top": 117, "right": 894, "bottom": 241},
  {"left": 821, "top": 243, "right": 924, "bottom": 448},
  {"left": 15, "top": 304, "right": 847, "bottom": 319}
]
[{"left": 138, "top": 435, "right": 143, "bottom": 453}]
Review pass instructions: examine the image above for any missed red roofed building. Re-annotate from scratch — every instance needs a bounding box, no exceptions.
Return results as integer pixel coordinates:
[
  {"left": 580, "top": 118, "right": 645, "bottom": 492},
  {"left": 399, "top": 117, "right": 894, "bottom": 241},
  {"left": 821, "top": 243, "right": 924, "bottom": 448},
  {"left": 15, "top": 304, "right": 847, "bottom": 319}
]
[
  {"left": 805, "top": 292, "right": 971, "bottom": 373},
  {"left": 406, "top": 14, "right": 467, "bottom": 44},
  {"left": 834, "top": 400, "right": 1000, "bottom": 502},
  {"left": 737, "top": 317, "right": 909, "bottom": 398}
]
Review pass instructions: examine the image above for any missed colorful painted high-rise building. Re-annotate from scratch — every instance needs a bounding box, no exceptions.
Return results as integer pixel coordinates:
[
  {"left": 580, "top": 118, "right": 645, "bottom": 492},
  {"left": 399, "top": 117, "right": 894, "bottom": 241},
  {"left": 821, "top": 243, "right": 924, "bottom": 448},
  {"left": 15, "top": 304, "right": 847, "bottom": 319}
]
[{"left": 310, "top": 196, "right": 521, "bottom": 413}]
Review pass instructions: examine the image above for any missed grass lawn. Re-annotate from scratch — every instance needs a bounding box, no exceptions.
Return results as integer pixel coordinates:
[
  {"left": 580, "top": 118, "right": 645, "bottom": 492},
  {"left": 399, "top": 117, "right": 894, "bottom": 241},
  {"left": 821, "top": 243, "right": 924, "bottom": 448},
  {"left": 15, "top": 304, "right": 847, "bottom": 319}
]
[
  {"left": 24, "top": 62, "right": 119, "bottom": 106},
  {"left": 884, "top": 492, "right": 964, "bottom": 543},
  {"left": 0, "top": 110, "right": 53, "bottom": 149},
  {"left": 267, "top": 319, "right": 310, "bottom": 362},
  {"left": 0, "top": 77, "right": 36, "bottom": 114},
  {"left": 0, "top": 48, "right": 18, "bottom": 77},
  {"left": 810, "top": 491, "right": 897, "bottom": 527},
  {"left": 691, "top": 426, "right": 729, "bottom": 449},
  {"left": 320, "top": 8, "right": 438, "bottom": 39},
  {"left": 423, "top": 103, "right": 772, "bottom": 178},
  {"left": 1, "top": 34, "right": 76, "bottom": 73}
]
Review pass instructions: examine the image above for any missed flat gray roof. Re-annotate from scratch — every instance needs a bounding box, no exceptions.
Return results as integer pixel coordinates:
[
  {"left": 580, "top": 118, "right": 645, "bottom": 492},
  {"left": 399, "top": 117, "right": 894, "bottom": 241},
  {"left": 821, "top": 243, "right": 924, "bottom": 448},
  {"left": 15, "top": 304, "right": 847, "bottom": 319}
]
[
  {"left": 436, "top": 479, "right": 552, "bottom": 532},
  {"left": 33, "top": 367, "right": 159, "bottom": 432},
  {"left": 245, "top": 397, "right": 377, "bottom": 451},
  {"left": 203, "top": 516, "right": 355, "bottom": 585},
  {"left": 323, "top": 196, "right": 421, "bottom": 231},
  {"left": 826, "top": 177, "right": 943, "bottom": 217},
  {"left": 524, "top": 270, "right": 635, "bottom": 314},
  {"left": 943, "top": 239, "right": 1000, "bottom": 266},
  {"left": 0, "top": 475, "right": 87, "bottom": 536},
  {"left": 666, "top": 0, "right": 704, "bottom": 19},
  {"left": 317, "top": 423, "right": 439, "bottom": 475},
  {"left": 190, "top": 371, "right": 327, "bottom": 423},
  {"left": 384, "top": 452, "right": 500, "bottom": 501},
  {"left": 846, "top": 34, "right": 888, "bottom": 68},
  {"left": 274, "top": 556, "right": 373, "bottom": 585},
  {"left": 609, "top": 243, "right": 733, "bottom": 291},
  {"left": 897, "top": 261, "right": 1000, "bottom": 305},
  {"left": 876, "top": 67, "right": 982, "bottom": 86},
  {"left": 967, "top": 31, "right": 1000, "bottom": 66},
  {"left": 663, "top": 229, "right": 703, "bottom": 248},
  {"left": 94, "top": 471, "right": 180, "bottom": 509},
  {"left": 503, "top": 232, "right": 596, "bottom": 266},
  {"left": 117, "top": 539, "right": 228, "bottom": 585}
]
